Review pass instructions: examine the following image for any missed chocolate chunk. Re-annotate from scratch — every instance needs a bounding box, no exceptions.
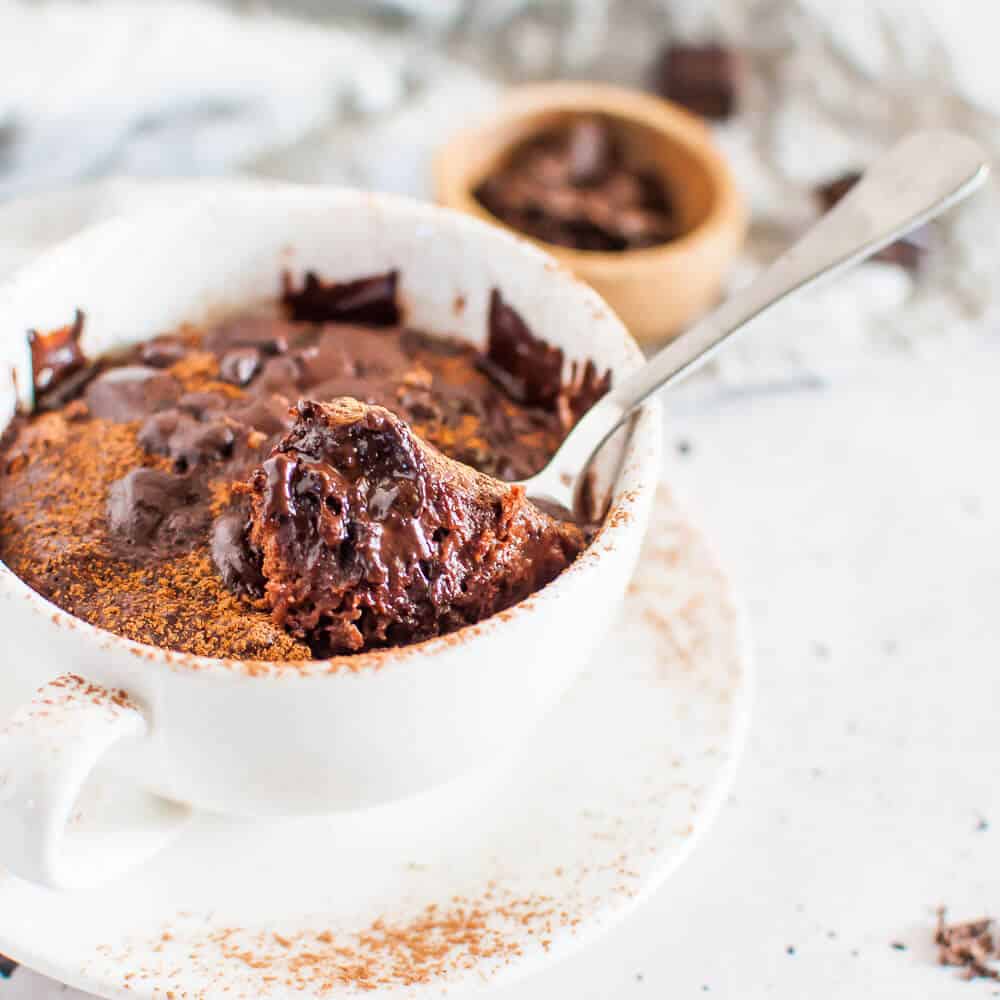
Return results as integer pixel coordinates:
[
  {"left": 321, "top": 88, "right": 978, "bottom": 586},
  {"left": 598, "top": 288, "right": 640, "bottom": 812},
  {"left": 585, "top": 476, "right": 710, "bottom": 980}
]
[
  {"left": 108, "top": 468, "right": 194, "bottom": 547},
  {"left": 474, "top": 120, "right": 676, "bottom": 252},
  {"left": 211, "top": 508, "right": 263, "bottom": 594},
  {"left": 478, "top": 289, "right": 565, "bottom": 407},
  {"left": 28, "top": 310, "right": 86, "bottom": 394},
  {"left": 241, "top": 398, "right": 586, "bottom": 655},
  {"left": 204, "top": 315, "right": 292, "bottom": 357},
  {"left": 228, "top": 395, "right": 294, "bottom": 438},
  {"left": 229, "top": 395, "right": 295, "bottom": 437},
  {"left": 253, "top": 356, "right": 301, "bottom": 397},
  {"left": 27, "top": 310, "right": 95, "bottom": 410},
  {"left": 84, "top": 367, "right": 181, "bottom": 422},
  {"left": 219, "top": 347, "right": 262, "bottom": 386},
  {"left": 137, "top": 410, "right": 181, "bottom": 455},
  {"left": 282, "top": 270, "right": 401, "bottom": 326},
  {"left": 567, "top": 117, "right": 614, "bottom": 187},
  {"left": 935, "top": 908, "right": 999, "bottom": 981},
  {"left": 158, "top": 504, "right": 213, "bottom": 550},
  {"left": 31, "top": 363, "right": 101, "bottom": 412},
  {"left": 0, "top": 954, "right": 16, "bottom": 978},
  {"left": 654, "top": 44, "right": 742, "bottom": 120},
  {"left": 177, "top": 391, "right": 227, "bottom": 419},
  {"left": 816, "top": 172, "right": 861, "bottom": 211},
  {"left": 295, "top": 339, "right": 355, "bottom": 384},
  {"left": 561, "top": 359, "right": 612, "bottom": 427},
  {"left": 817, "top": 172, "right": 928, "bottom": 272},
  {"left": 136, "top": 408, "right": 234, "bottom": 471},
  {"left": 169, "top": 420, "right": 235, "bottom": 472},
  {"left": 141, "top": 335, "right": 189, "bottom": 368}
]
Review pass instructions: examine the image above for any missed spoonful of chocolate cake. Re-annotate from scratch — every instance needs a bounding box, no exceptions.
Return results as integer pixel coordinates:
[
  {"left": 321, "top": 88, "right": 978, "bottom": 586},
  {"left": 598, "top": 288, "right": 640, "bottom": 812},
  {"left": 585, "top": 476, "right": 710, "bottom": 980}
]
[{"left": 242, "top": 398, "right": 586, "bottom": 655}]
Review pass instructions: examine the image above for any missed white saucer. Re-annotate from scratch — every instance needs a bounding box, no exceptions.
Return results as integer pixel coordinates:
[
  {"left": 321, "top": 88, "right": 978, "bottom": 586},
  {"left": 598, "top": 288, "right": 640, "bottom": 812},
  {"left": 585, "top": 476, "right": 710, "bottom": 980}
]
[{"left": 0, "top": 484, "right": 749, "bottom": 998}]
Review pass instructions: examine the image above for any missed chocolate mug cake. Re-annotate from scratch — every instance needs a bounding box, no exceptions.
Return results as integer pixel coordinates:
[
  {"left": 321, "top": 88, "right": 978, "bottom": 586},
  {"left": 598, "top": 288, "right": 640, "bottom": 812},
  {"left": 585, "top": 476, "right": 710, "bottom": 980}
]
[{"left": 0, "top": 272, "right": 608, "bottom": 660}]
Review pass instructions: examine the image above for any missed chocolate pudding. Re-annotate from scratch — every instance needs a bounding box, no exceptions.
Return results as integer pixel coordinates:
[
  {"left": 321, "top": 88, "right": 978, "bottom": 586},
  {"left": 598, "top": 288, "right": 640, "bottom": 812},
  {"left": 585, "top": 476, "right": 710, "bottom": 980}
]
[{"left": 0, "top": 274, "right": 608, "bottom": 661}]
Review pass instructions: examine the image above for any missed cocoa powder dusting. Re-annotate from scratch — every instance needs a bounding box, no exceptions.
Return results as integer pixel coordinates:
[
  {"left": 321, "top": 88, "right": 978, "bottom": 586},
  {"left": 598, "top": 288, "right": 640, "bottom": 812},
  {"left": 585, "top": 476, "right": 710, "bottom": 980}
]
[
  {"left": 105, "top": 887, "right": 580, "bottom": 995},
  {"left": 0, "top": 365, "right": 309, "bottom": 660},
  {"left": 0, "top": 277, "right": 609, "bottom": 661}
]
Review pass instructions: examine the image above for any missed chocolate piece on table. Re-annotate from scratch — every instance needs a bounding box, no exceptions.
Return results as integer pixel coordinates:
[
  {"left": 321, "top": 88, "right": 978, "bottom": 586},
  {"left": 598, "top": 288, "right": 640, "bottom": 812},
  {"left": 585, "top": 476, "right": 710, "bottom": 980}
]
[
  {"left": 816, "top": 171, "right": 928, "bottom": 272},
  {"left": 935, "top": 908, "right": 999, "bottom": 981},
  {"left": 654, "top": 44, "right": 742, "bottom": 121}
]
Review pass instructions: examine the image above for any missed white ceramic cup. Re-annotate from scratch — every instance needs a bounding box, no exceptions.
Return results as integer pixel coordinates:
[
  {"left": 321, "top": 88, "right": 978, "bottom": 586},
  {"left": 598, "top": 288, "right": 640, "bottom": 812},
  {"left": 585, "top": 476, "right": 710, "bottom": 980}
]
[{"left": 0, "top": 188, "right": 661, "bottom": 889}]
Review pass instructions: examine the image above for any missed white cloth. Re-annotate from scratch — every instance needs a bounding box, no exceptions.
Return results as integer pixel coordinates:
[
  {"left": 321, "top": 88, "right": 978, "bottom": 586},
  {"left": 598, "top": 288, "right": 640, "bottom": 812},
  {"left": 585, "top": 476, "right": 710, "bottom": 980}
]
[{"left": 2, "top": 0, "right": 998, "bottom": 381}]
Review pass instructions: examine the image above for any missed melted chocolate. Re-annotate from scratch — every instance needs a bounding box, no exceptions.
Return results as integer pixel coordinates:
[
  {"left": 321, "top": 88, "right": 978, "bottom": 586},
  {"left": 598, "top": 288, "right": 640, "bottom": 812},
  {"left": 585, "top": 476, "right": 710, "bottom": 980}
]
[{"left": 244, "top": 399, "right": 586, "bottom": 655}]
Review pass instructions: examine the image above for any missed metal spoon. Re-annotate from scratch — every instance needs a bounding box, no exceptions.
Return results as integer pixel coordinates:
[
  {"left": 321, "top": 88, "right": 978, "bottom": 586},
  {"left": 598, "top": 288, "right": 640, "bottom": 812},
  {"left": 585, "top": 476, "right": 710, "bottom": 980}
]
[{"left": 520, "top": 129, "right": 990, "bottom": 516}]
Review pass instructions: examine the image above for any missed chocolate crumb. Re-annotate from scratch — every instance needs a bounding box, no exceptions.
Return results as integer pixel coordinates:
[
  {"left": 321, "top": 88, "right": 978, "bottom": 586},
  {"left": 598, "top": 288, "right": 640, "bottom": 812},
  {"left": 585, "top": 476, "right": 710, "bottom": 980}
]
[
  {"left": 976, "top": 817, "right": 990, "bottom": 832},
  {"left": 653, "top": 44, "right": 743, "bottom": 120},
  {"left": 786, "top": 946, "right": 796, "bottom": 956},
  {"left": 891, "top": 941, "right": 907, "bottom": 951},
  {"left": 0, "top": 954, "right": 16, "bottom": 978},
  {"left": 816, "top": 172, "right": 928, "bottom": 273},
  {"left": 936, "top": 908, "right": 999, "bottom": 981}
]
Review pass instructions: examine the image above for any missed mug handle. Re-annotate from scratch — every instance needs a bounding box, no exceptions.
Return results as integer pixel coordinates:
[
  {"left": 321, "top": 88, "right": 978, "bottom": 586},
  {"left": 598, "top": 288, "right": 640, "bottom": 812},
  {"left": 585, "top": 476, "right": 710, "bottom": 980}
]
[{"left": 0, "top": 673, "right": 189, "bottom": 889}]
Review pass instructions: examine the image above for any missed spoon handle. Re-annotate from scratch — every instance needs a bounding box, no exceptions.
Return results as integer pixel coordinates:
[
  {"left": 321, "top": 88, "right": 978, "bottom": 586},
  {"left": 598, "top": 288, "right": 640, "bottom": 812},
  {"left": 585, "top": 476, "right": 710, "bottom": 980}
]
[{"left": 553, "top": 130, "right": 989, "bottom": 476}]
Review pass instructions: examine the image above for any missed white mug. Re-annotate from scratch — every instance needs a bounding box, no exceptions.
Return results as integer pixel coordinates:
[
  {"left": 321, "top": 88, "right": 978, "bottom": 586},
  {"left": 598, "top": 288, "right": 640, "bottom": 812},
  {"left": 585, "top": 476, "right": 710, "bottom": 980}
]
[{"left": 0, "top": 188, "right": 661, "bottom": 888}]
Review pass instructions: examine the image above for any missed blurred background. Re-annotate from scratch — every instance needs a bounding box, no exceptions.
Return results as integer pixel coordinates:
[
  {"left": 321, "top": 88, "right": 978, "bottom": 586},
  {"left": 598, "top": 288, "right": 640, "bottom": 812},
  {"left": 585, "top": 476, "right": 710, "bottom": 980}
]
[{"left": 2, "top": 0, "right": 999, "bottom": 378}]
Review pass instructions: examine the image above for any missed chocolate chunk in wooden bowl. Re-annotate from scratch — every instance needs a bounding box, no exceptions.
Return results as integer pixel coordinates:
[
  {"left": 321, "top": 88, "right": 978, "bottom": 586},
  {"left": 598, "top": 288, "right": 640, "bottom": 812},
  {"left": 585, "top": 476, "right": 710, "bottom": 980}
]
[{"left": 652, "top": 44, "right": 744, "bottom": 121}]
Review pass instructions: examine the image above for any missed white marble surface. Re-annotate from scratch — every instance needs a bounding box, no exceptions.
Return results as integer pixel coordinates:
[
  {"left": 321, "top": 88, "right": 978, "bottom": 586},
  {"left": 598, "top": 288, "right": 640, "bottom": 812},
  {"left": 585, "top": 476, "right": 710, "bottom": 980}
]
[
  {"left": 1, "top": 209, "right": 997, "bottom": 997},
  {"left": 1, "top": 1, "right": 999, "bottom": 995},
  {"left": 500, "top": 347, "right": 1000, "bottom": 998}
]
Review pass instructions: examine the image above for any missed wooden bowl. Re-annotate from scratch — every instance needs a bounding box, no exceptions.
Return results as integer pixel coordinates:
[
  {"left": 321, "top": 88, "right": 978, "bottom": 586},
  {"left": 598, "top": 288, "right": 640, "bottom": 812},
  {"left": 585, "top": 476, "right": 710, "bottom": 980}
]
[{"left": 433, "top": 81, "right": 747, "bottom": 344}]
